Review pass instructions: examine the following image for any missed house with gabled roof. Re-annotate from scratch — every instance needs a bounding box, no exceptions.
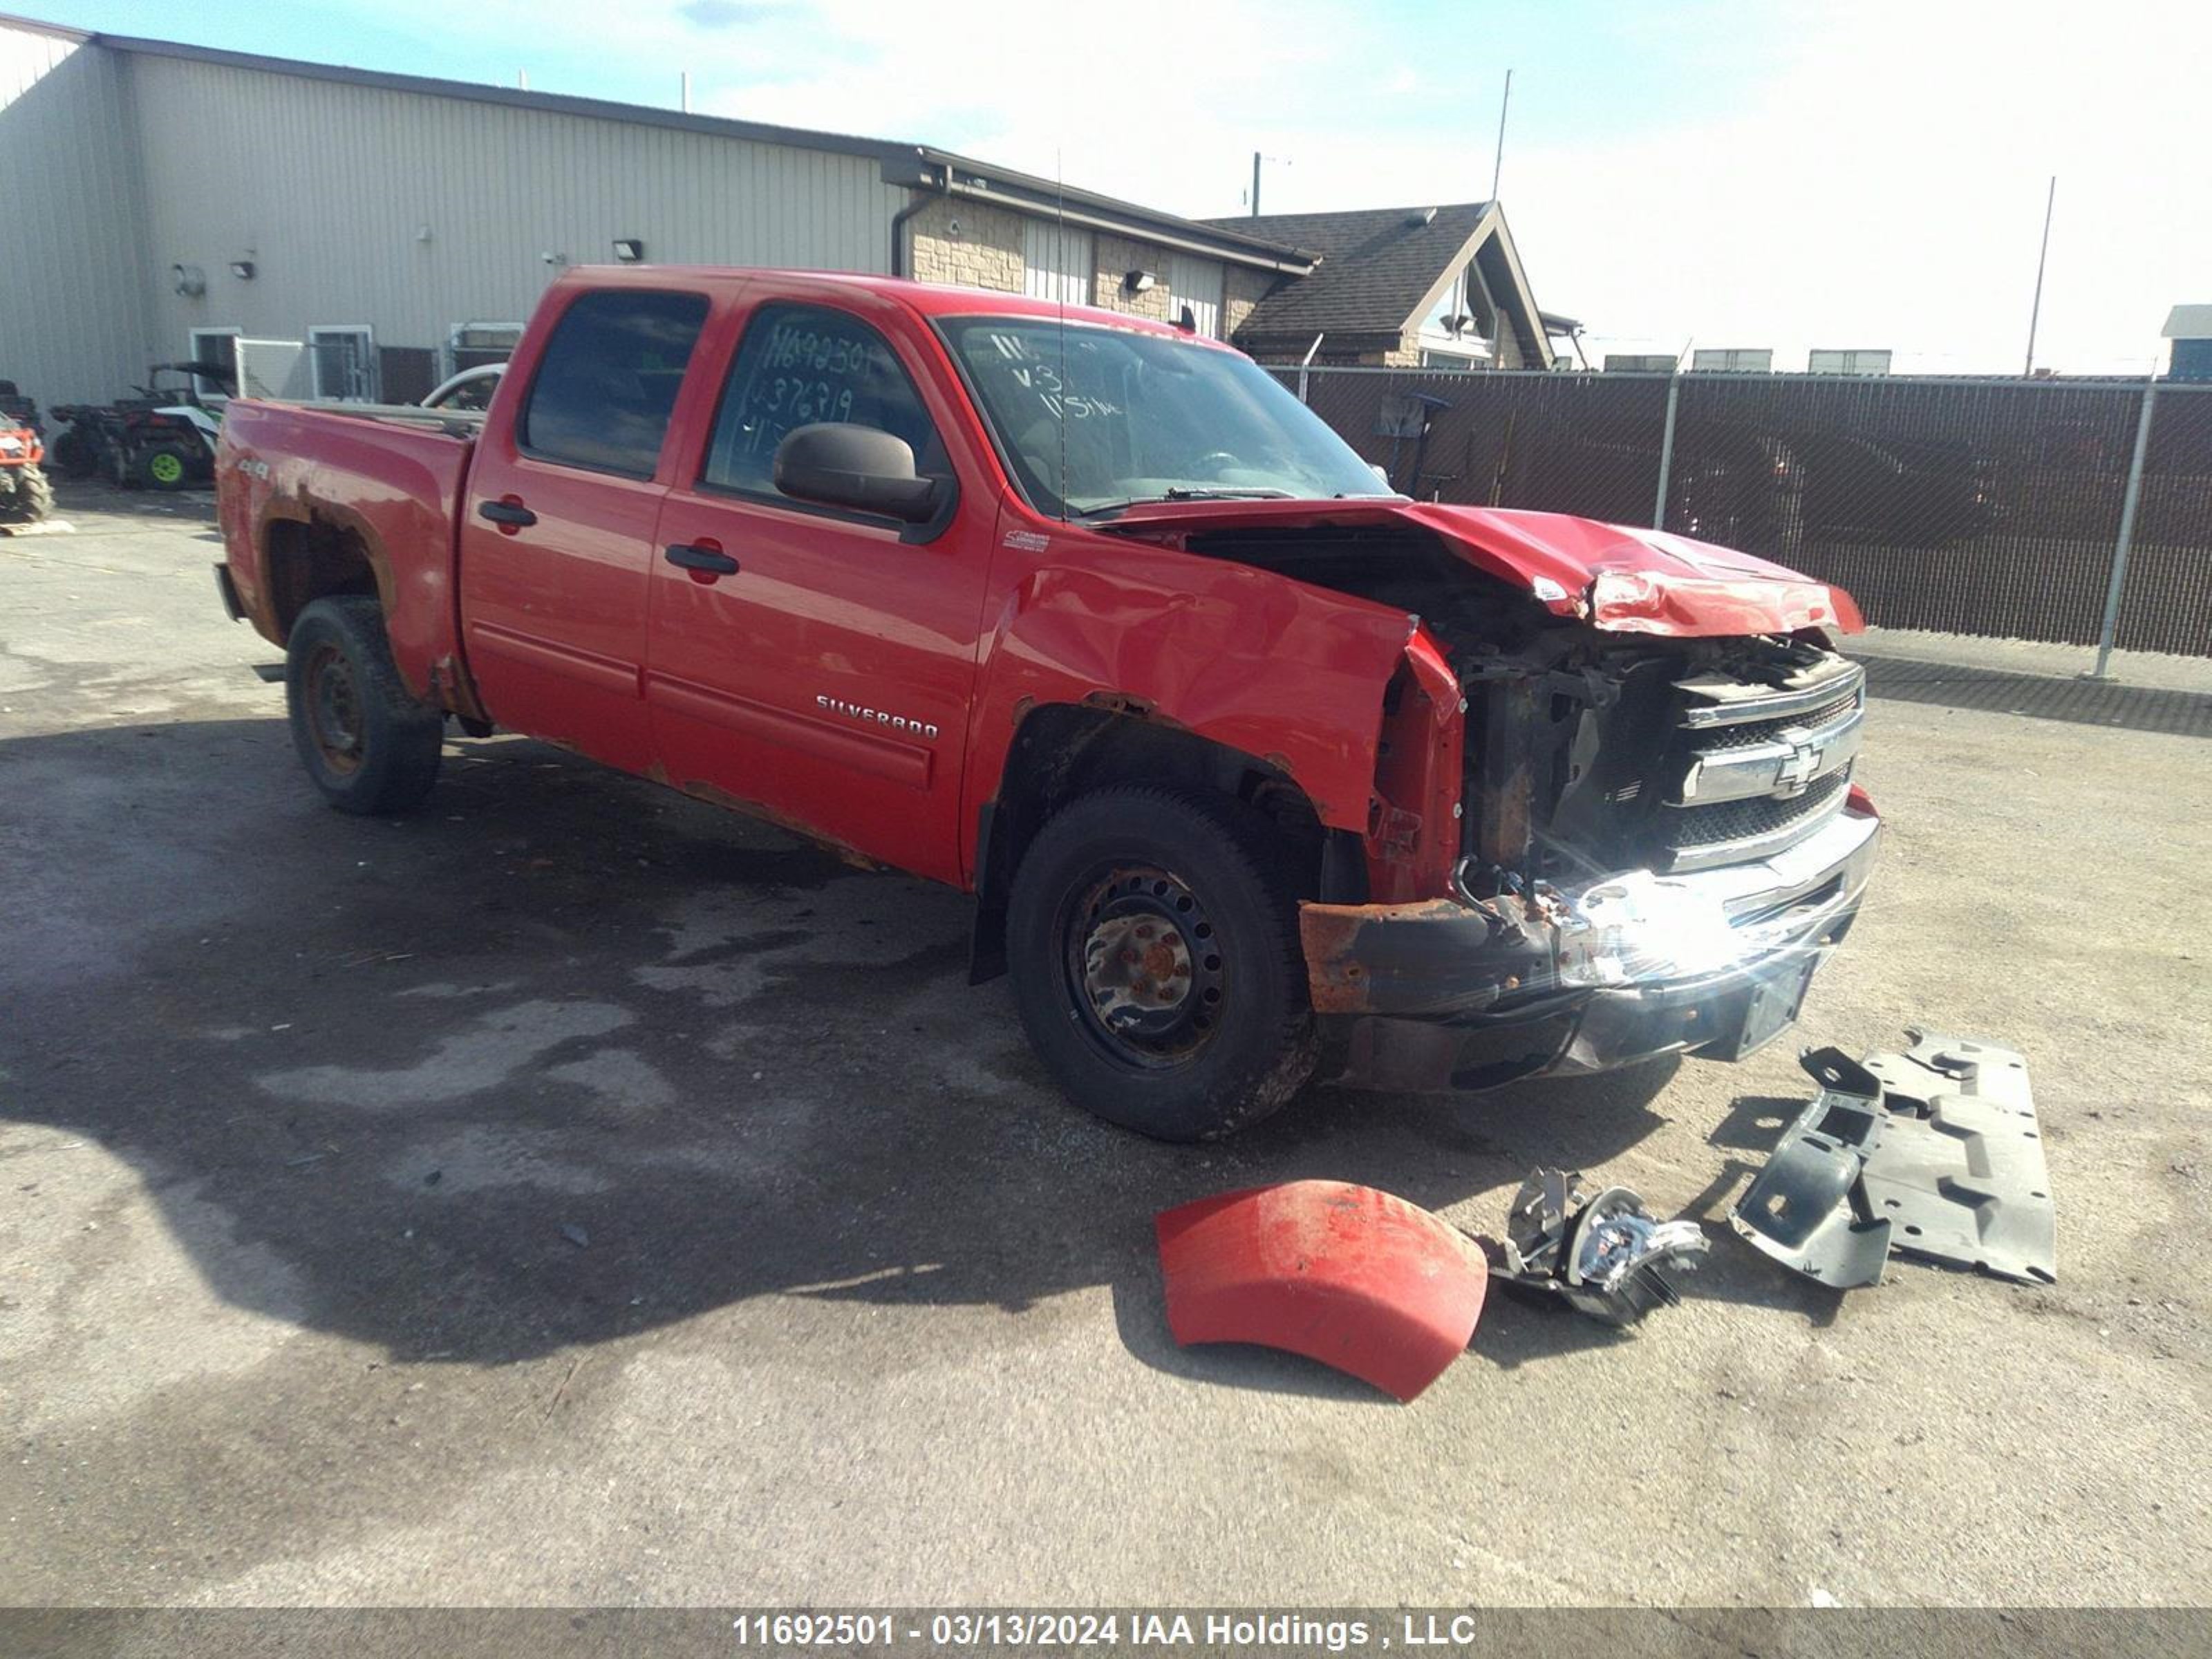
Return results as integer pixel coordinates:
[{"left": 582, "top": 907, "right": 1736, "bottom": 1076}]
[{"left": 1199, "top": 202, "right": 1557, "bottom": 369}]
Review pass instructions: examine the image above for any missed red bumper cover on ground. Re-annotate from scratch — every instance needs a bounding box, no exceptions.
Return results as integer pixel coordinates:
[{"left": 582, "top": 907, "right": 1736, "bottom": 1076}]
[{"left": 1154, "top": 1181, "right": 1489, "bottom": 1401}]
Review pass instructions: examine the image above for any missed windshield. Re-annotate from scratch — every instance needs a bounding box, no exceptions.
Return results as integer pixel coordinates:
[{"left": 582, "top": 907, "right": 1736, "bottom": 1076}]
[{"left": 939, "top": 317, "right": 1393, "bottom": 516}]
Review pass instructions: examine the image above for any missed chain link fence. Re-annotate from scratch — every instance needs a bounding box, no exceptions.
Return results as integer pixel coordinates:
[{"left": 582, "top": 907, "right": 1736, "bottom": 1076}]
[{"left": 1269, "top": 366, "right": 2212, "bottom": 659}]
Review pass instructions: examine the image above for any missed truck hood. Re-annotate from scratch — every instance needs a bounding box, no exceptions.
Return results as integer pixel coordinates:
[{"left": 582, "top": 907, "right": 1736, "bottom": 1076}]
[{"left": 1104, "top": 498, "right": 1862, "bottom": 638}]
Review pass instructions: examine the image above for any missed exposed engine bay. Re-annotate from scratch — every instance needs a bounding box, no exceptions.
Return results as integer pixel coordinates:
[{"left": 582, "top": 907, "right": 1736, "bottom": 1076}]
[{"left": 1169, "top": 519, "right": 1868, "bottom": 892}]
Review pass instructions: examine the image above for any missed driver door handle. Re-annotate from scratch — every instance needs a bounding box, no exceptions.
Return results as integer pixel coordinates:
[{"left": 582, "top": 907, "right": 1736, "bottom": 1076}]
[
  {"left": 665, "top": 543, "right": 740, "bottom": 576},
  {"left": 477, "top": 498, "right": 536, "bottom": 527}
]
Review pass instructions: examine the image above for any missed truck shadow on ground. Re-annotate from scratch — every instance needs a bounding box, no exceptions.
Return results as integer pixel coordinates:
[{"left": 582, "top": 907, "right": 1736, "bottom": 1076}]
[{"left": 7, "top": 715, "right": 1730, "bottom": 1390}]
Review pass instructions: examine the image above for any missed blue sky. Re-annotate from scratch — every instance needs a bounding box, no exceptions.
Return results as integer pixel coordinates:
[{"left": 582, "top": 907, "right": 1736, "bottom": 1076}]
[{"left": 32, "top": 0, "right": 2212, "bottom": 371}]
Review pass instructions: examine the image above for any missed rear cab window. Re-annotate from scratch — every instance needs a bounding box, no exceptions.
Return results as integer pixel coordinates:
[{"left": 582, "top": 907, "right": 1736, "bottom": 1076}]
[{"left": 519, "top": 289, "right": 711, "bottom": 477}]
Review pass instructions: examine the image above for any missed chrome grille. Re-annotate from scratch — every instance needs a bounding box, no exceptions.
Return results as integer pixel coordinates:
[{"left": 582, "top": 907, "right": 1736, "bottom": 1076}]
[
  {"left": 1693, "top": 690, "right": 1862, "bottom": 752},
  {"left": 1659, "top": 657, "right": 1865, "bottom": 872}
]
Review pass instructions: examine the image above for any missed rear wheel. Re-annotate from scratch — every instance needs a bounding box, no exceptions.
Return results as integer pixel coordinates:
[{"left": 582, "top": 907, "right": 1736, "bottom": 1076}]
[
  {"left": 50, "top": 428, "right": 98, "bottom": 479},
  {"left": 284, "top": 596, "right": 444, "bottom": 814},
  {"left": 1005, "top": 785, "right": 1319, "bottom": 1141}
]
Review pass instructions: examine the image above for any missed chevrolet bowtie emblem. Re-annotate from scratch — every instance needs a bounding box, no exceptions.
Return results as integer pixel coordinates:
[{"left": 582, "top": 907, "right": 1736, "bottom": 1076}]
[{"left": 1773, "top": 742, "right": 1823, "bottom": 796}]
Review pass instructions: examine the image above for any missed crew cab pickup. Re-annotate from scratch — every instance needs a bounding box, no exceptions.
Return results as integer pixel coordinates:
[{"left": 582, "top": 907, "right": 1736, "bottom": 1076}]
[{"left": 215, "top": 267, "right": 1879, "bottom": 1141}]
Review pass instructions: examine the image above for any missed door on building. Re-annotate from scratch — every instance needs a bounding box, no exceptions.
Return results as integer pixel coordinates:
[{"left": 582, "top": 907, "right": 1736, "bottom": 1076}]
[
  {"left": 458, "top": 285, "right": 714, "bottom": 774},
  {"left": 309, "top": 326, "right": 379, "bottom": 402},
  {"left": 1023, "top": 218, "right": 1094, "bottom": 306},
  {"left": 644, "top": 296, "right": 994, "bottom": 886},
  {"left": 1165, "top": 253, "right": 1223, "bottom": 339}
]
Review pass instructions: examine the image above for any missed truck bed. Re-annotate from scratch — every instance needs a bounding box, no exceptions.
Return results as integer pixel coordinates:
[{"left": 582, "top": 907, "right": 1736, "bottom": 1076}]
[{"left": 216, "top": 397, "right": 478, "bottom": 704}]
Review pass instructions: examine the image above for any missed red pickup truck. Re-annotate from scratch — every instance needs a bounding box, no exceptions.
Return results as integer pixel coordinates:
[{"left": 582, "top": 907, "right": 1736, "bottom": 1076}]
[{"left": 214, "top": 267, "right": 1879, "bottom": 1141}]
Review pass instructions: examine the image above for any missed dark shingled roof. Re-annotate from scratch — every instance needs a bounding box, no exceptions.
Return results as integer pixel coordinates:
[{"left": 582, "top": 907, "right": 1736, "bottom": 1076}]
[{"left": 1197, "top": 203, "right": 1492, "bottom": 338}]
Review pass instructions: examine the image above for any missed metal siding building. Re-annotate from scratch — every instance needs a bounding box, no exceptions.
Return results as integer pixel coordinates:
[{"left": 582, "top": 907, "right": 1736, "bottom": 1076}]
[
  {"left": 0, "top": 21, "right": 156, "bottom": 402},
  {"left": 0, "top": 13, "right": 1313, "bottom": 408}
]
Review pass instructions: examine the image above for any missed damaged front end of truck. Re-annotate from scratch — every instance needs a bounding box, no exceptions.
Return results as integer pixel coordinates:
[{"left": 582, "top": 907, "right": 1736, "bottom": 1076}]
[{"left": 1107, "top": 500, "right": 1882, "bottom": 1093}]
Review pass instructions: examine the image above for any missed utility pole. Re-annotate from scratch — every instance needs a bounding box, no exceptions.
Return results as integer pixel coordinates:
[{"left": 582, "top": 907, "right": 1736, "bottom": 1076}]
[
  {"left": 2024, "top": 174, "right": 2056, "bottom": 376},
  {"left": 1490, "top": 68, "right": 1513, "bottom": 202},
  {"left": 681, "top": 71, "right": 691, "bottom": 113},
  {"left": 1251, "top": 151, "right": 1262, "bottom": 217}
]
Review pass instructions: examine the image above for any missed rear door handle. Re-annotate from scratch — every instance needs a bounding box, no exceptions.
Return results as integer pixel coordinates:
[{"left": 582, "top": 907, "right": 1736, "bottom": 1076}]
[
  {"left": 478, "top": 498, "right": 537, "bottom": 527},
  {"left": 664, "top": 543, "right": 740, "bottom": 576}
]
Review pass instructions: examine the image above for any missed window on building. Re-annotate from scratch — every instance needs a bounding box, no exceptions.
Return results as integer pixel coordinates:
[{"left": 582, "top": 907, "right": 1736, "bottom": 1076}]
[
  {"left": 702, "top": 303, "right": 947, "bottom": 504},
  {"left": 309, "top": 326, "right": 379, "bottom": 402},
  {"left": 446, "top": 321, "right": 525, "bottom": 379},
  {"left": 1166, "top": 254, "right": 1223, "bottom": 339},
  {"left": 1022, "top": 218, "right": 1093, "bottom": 306},
  {"left": 518, "top": 289, "right": 709, "bottom": 476},
  {"left": 187, "top": 328, "right": 241, "bottom": 400}
]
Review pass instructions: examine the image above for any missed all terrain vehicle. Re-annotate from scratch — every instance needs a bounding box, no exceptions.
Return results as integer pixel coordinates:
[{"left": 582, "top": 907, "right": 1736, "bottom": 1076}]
[
  {"left": 50, "top": 361, "right": 229, "bottom": 490},
  {"left": 0, "top": 379, "right": 51, "bottom": 525}
]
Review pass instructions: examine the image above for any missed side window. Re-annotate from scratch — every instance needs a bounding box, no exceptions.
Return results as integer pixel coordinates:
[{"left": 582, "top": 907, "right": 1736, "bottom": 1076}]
[
  {"left": 702, "top": 304, "right": 946, "bottom": 500},
  {"left": 519, "top": 289, "right": 709, "bottom": 477}
]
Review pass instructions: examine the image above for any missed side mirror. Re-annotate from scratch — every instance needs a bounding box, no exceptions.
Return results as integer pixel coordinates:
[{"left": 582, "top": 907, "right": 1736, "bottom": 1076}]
[{"left": 773, "top": 422, "right": 940, "bottom": 524}]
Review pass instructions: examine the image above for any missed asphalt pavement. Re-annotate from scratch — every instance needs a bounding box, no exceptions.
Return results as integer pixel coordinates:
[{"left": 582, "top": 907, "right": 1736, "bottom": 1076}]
[{"left": 3, "top": 485, "right": 2207, "bottom": 1606}]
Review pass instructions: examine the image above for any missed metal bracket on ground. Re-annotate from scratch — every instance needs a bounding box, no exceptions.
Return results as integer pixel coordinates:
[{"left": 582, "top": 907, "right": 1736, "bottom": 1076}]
[{"left": 1730, "top": 1032, "right": 2054, "bottom": 1289}]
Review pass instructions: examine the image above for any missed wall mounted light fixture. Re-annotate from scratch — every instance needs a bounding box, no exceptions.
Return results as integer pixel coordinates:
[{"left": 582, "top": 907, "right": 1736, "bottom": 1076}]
[
  {"left": 612, "top": 238, "right": 644, "bottom": 263},
  {"left": 229, "top": 260, "right": 256, "bottom": 281},
  {"left": 1123, "top": 270, "right": 1156, "bottom": 294}
]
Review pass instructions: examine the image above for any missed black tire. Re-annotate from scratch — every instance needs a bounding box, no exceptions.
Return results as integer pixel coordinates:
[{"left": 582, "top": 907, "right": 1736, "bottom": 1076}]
[
  {"left": 16, "top": 463, "right": 52, "bottom": 521},
  {"left": 50, "top": 428, "right": 98, "bottom": 480},
  {"left": 284, "top": 596, "right": 444, "bottom": 814},
  {"left": 131, "top": 441, "right": 198, "bottom": 491},
  {"left": 1005, "top": 785, "right": 1319, "bottom": 1141}
]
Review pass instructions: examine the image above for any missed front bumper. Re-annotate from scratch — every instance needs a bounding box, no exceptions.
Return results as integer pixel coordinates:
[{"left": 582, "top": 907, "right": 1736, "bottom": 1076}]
[{"left": 1301, "top": 805, "right": 1881, "bottom": 1094}]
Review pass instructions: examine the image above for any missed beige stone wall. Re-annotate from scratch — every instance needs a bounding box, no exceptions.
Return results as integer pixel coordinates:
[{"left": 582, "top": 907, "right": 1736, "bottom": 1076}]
[
  {"left": 1224, "top": 267, "right": 1278, "bottom": 344},
  {"left": 1089, "top": 232, "right": 1174, "bottom": 322},
  {"left": 903, "top": 193, "right": 1024, "bottom": 292}
]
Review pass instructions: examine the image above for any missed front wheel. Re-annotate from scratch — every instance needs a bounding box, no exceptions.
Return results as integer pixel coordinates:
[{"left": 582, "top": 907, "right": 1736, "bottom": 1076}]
[
  {"left": 0, "top": 463, "right": 51, "bottom": 522},
  {"left": 284, "top": 596, "right": 444, "bottom": 814},
  {"left": 1004, "top": 785, "right": 1319, "bottom": 1141}
]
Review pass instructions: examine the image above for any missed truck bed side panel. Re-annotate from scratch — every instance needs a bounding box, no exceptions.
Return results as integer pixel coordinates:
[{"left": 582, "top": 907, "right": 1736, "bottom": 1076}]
[{"left": 216, "top": 400, "right": 474, "bottom": 705}]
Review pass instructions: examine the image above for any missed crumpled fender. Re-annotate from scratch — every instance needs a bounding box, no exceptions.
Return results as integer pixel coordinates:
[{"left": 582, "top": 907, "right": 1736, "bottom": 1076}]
[
  {"left": 963, "top": 542, "right": 1415, "bottom": 842},
  {"left": 1154, "top": 1181, "right": 1488, "bottom": 1400}
]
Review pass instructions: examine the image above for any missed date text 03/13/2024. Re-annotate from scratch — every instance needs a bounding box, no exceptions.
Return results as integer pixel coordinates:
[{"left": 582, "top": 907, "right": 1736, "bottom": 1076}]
[{"left": 731, "top": 1611, "right": 1518, "bottom": 1651}]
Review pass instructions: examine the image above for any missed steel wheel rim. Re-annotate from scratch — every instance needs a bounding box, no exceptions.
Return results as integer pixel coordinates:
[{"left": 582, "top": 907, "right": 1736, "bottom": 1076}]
[
  {"left": 305, "top": 644, "right": 364, "bottom": 776},
  {"left": 1059, "top": 862, "right": 1226, "bottom": 1070},
  {"left": 149, "top": 451, "right": 184, "bottom": 485}
]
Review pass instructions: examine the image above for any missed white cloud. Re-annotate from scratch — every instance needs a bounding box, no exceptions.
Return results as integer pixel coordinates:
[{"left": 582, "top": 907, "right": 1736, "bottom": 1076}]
[{"left": 362, "top": 0, "right": 2211, "bottom": 371}]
